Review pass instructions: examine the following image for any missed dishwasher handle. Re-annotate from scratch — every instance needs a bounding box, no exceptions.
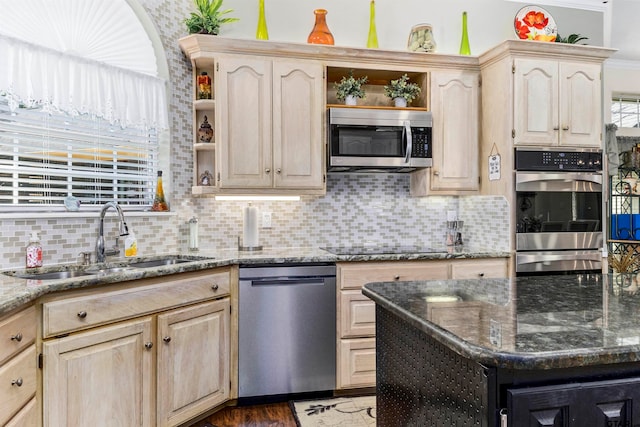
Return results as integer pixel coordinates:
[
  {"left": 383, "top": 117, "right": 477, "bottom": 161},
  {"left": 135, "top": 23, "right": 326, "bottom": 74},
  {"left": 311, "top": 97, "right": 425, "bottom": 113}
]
[{"left": 245, "top": 277, "right": 328, "bottom": 287}]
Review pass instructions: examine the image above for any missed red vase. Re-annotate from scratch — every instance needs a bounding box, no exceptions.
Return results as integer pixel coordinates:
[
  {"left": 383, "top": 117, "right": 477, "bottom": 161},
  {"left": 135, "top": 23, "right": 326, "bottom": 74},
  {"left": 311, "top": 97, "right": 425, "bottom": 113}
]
[{"left": 307, "top": 9, "right": 334, "bottom": 45}]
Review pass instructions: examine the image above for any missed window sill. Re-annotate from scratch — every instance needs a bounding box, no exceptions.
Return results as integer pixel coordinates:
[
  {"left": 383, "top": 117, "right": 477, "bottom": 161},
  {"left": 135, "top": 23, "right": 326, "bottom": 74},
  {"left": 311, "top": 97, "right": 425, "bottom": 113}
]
[{"left": 0, "top": 211, "right": 177, "bottom": 220}]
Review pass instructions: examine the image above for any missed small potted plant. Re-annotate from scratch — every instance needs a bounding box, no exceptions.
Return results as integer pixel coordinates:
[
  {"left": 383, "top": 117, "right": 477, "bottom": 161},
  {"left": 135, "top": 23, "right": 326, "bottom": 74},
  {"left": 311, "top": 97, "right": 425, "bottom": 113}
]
[
  {"left": 384, "top": 74, "right": 421, "bottom": 107},
  {"left": 334, "top": 71, "right": 368, "bottom": 106},
  {"left": 184, "top": 0, "right": 239, "bottom": 35}
]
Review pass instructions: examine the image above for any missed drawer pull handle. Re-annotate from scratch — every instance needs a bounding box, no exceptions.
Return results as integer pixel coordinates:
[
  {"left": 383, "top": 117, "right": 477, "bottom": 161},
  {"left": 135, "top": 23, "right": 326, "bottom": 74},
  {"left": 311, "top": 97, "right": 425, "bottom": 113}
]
[
  {"left": 394, "top": 275, "right": 400, "bottom": 280},
  {"left": 11, "top": 378, "right": 23, "bottom": 387},
  {"left": 562, "top": 125, "right": 569, "bottom": 131},
  {"left": 144, "top": 342, "right": 153, "bottom": 349},
  {"left": 77, "top": 311, "right": 87, "bottom": 319},
  {"left": 478, "top": 273, "right": 485, "bottom": 277},
  {"left": 211, "top": 283, "right": 219, "bottom": 291},
  {"left": 163, "top": 336, "right": 171, "bottom": 343},
  {"left": 10, "top": 332, "right": 23, "bottom": 342}
]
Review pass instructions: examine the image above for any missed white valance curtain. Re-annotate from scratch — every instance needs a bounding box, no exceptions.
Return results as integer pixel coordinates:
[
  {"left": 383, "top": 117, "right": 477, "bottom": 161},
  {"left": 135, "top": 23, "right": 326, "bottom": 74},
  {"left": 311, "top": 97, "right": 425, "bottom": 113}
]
[{"left": 0, "top": 34, "right": 168, "bottom": 130}]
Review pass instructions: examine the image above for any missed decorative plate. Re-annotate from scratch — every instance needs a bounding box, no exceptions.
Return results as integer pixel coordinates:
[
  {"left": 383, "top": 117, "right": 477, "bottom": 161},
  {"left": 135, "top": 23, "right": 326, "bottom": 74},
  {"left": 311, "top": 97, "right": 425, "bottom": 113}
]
[{"left": 514, "top": 5, "right": 557, "bottom": 42}]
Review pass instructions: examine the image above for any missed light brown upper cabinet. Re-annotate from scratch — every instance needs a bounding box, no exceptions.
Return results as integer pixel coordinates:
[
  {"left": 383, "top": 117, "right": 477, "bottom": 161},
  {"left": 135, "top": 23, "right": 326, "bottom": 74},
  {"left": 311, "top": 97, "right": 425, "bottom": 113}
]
[
  {"left": 411, "top": 70, "right": 480, "bottom": 196},
  {"left": 216, "top": 56, "right": 325, "bottom": 194},
  {"left": 513, "top": 58, "right": 602, "bottom": 148}
]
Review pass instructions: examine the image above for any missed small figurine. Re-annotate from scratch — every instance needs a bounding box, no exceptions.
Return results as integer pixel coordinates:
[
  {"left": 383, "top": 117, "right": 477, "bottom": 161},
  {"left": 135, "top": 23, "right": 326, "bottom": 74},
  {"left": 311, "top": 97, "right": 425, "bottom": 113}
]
[{"left": 198, "top": 115, "right": 213, "bottom": 143}]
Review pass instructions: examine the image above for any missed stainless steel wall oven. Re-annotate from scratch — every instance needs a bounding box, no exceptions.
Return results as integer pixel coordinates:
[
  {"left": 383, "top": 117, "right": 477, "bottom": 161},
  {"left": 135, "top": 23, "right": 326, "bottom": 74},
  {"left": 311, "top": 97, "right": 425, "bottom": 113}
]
[{"left": 514, "top": 149, "right": 603, "bottom": 275}]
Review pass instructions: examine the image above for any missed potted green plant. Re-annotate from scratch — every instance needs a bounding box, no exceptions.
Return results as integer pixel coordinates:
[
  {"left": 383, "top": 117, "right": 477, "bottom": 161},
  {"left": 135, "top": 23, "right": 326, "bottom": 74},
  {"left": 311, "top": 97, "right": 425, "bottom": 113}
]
[
  {"left": 384, "top": 74, "right": 421, "bottom": 107},
  {"left": 334, "top": 71, "right": 368, "bottom": 106},
  {"left": 184, "top": 0, "right": 239, "bottom": 35}
]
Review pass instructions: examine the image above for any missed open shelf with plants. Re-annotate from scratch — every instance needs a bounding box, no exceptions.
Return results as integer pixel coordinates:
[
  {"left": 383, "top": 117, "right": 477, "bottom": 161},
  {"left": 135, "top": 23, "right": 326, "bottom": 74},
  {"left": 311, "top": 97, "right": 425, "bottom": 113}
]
[{"left": 326, "top": 67, "right": 430, "bottom": 110}]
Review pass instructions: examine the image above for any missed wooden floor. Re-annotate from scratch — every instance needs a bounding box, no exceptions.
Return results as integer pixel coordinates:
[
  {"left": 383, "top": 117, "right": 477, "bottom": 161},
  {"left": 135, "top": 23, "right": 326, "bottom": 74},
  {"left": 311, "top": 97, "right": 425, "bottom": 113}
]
[{"left": 189, "top": 402, "right": 298, "bottom": 427}]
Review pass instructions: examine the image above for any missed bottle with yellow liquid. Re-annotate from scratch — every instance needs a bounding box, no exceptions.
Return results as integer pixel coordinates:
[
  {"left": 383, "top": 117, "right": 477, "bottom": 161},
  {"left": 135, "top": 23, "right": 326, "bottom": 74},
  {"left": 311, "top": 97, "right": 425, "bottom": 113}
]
[{"left": 152, "top": 170, "right": 169, "bottom": 212}]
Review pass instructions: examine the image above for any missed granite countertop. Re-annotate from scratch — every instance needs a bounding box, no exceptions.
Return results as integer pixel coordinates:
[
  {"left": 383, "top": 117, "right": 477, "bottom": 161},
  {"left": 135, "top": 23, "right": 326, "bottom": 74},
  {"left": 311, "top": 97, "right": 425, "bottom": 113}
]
[
  {"left": 362, "top": 274, "right": 640, "bottom": 371},
  {"left": 0, "top": 245, "right": 508, "bottom": 316}
]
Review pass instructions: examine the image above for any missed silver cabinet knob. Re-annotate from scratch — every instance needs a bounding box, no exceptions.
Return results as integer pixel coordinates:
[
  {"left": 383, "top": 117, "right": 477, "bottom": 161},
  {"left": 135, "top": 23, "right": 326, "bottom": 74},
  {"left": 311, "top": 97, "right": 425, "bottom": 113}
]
[
  {"left": 562, "top": 125, "right": 569, "bottom": 131},
  {"left": 77, "top": 311, "right": 87, "bottom": 319},
  {"left": 433, "top": 171, "right": 440, "bottom": 176},
  {"left": 11, "top": 378, "right": 23, "bottom": 387},
  {"left": 276, "top": 168, "right": 281, "bottom": 174},
  {"left": 163, "top": 336, "right": 171, "bottom": 343},
  {"left": 553, "top": 126, "right": 559, "bottom": 130},
  {"left": 478, "top": 273, "right": 485, "bottom": 278},
  {"left": 211, "top": 283, "right": 219, "bottom": 291},
  {"left": 265, "top": 168, "right": 271, "bottom": 174},
  {"left": 144, "top": 342, "right": 153, "bottom": 349},
  {"left": 10, "top": 333, "right": 23, "bottom": 342},
  {"left": 394, "top": 275, "right": 400, "bottom": 280}
]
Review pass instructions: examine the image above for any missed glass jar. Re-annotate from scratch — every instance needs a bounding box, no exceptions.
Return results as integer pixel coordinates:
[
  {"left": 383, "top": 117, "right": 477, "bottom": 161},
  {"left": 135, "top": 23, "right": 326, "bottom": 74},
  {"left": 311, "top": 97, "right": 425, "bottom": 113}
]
[{"left": 407, "top": 24, "right": 436, "bottom": 53}]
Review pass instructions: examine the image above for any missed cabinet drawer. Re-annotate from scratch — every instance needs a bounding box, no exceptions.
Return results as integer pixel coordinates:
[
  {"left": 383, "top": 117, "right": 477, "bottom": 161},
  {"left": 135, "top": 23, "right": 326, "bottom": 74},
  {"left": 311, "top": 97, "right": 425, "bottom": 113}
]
[
  {"left": 450, "top": 258, "right": 508, "bottom": 279},
  {"left": 42, "top": 270, "right": 230, "bottom": 338},
  {"left": 338, "top": 261, "right": 449, "bottom": 290},
  {"left": 4, "top": 397, "right": 37, "bottom": 427},
  {"left": 337, "top": 338, "right": 376, "bottom": 389},
  {"left": 339, "top": 291, "right": 375, "bottom": 338},
  {"left": 0, "top": 306, "right": 36, "bottom": 365},
  {"left": 0, "top": 347, "right": 36, "bottom": 426}
]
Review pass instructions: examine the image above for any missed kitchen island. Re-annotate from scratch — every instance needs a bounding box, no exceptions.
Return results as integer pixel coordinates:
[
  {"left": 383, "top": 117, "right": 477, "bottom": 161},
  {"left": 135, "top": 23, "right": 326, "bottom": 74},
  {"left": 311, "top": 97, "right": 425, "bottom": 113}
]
[{"left": 363, "top": 274, "right": 640, "bottom": 426}]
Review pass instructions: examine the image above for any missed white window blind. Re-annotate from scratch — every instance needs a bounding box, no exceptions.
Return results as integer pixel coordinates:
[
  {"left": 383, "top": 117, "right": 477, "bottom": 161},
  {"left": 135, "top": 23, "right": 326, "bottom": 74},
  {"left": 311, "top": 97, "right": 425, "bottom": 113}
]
[{"left": 0, "top": 96, "right": 157, "bottom": 211}]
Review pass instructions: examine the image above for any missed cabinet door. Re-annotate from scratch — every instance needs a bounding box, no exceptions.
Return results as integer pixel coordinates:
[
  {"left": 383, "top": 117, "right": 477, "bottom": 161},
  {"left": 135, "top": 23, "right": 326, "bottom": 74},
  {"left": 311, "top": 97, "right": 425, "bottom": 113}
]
[
  {"left": 5, "top": 397, "right": 38, "bottom": 427},
  {"left": 157, "top": 298, "right": 230, "bottom": 427},
  {"left": 272, "top": 60, "right": 325, "bottom": 190},
  {"left": 43, "top": 317, "right": 154, "bottom": 427},
  {"left": 217, "top": 57, "right": 272, "bottom": 188},
  {"left": 559, "top": 62, "right": 601, "bottom": 148},
  {"left": 429, "top": 70, "right": 480, "bottom": 192},
  {"left": 513, "top": 58, "right": 559, "bottom": 146}
]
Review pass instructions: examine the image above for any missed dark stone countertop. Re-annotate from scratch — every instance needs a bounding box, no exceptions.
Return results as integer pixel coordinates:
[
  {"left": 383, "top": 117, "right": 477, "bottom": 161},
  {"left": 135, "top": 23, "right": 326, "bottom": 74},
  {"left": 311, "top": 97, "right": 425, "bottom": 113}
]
[
  {"left": 0, "top": 246, "right": 508, "bottom": 316},
  {"left": 363, "top": 274, "right": 640, "bottom": 370}
]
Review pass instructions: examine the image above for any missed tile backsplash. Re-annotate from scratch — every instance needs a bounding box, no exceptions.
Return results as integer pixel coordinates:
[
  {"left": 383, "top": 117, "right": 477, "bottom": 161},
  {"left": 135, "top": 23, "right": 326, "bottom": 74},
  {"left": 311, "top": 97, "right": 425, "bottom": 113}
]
[{"left": 0, "top": 0, "right": 510, "bottom": 269}]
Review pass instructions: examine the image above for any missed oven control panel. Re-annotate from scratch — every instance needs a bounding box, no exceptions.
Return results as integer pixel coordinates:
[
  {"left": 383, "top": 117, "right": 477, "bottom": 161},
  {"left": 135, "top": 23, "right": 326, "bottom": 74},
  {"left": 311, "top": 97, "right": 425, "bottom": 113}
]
[{"left": 514, "top": 150, "right": 602, "bottom": 171}]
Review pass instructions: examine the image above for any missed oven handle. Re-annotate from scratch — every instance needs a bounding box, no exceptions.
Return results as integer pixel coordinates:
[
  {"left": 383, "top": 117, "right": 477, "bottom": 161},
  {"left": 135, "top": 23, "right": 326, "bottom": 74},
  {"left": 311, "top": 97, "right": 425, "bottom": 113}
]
[
  {"left": 517, "top": 251, "right": 602, "bottom": 264},
  {"left": 516, "top": 172, "right": 602, "bottom": 191},
  {"left": 403, "top": 120, "right": 412, "bottom": 164}
]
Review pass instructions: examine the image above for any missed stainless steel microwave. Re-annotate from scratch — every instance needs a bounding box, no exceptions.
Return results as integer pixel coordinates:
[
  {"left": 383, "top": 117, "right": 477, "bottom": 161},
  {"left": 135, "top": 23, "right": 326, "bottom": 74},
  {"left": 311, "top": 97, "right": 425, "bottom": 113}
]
[{"left": 327, "top": 107, "right": 432, "bottom": 173}]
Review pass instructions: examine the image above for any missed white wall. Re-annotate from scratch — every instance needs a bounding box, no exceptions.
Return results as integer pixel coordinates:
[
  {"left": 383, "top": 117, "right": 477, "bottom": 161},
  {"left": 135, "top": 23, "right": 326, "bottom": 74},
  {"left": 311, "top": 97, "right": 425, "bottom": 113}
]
[{"left": 219, "top": 0, "right": 604, "bottom": 56}]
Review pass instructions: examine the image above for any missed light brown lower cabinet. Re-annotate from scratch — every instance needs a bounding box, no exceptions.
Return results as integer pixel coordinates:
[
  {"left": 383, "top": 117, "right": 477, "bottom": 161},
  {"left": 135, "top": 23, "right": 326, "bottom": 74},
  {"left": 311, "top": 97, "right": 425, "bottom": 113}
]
[
  {"left": 41, "top": 269, "right": 232, "bottom": 427},
  {"left": 0, "top": 305, "right": 37, "bottom": 426},
  {"left": 336, "top": 258, "right": 509, "bottom": 389}
]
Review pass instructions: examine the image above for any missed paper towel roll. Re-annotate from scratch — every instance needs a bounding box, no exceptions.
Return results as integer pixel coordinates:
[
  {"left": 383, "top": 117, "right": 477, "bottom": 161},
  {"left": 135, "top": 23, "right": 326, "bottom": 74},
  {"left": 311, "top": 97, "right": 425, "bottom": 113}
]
[{"left": 243, "top": 205, "right": 259, "bottom": 247}]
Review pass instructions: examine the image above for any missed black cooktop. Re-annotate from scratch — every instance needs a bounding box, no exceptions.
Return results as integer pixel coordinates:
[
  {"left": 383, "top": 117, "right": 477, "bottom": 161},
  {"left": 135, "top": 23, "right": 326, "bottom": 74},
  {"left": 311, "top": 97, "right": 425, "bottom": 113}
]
[{"left": 321, "top": 245, "right": 444, "bottom": 256}]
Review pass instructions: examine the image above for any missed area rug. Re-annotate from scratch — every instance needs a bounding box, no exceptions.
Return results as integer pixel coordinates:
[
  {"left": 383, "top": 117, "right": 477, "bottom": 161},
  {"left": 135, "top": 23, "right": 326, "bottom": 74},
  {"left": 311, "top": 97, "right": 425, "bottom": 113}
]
[{"left": 290, "top": 395, "right": 376, "bottom": 427}]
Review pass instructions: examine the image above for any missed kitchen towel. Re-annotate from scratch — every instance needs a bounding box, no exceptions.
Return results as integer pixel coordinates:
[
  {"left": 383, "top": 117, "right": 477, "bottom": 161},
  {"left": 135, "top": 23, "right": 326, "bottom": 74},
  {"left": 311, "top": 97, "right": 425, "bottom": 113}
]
[{"left": 242, "top": 205, "right": 259, "bottom": 248}]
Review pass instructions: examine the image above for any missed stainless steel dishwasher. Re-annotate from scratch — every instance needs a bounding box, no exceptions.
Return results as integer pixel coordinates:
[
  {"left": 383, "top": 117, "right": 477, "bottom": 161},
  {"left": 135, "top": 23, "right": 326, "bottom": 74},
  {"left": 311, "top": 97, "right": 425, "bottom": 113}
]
[{"left": 238, "top": 263, "right": 336, "bottom": 401}]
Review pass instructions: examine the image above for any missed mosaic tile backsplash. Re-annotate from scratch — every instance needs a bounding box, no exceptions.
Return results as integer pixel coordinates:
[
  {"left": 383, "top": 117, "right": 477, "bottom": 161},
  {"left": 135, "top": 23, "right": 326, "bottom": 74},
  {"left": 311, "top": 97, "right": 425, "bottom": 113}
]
[{"left": 0, "top": 0, "right": 510, "bottom": 269}]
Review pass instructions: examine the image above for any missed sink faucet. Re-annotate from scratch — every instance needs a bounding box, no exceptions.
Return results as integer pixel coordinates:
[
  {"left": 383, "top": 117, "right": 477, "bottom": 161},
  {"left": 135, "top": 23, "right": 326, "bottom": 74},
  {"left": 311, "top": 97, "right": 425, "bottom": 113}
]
[{"left": 96, "top": 202, "right": 129, "bottom": 263}]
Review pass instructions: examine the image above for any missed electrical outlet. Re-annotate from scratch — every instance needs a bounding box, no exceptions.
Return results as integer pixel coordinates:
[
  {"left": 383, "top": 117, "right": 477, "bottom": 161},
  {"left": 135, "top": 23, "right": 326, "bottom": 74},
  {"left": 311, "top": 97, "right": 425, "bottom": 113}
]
[{"left": 261, "top": 211, "right": 272, "bottom": 228}]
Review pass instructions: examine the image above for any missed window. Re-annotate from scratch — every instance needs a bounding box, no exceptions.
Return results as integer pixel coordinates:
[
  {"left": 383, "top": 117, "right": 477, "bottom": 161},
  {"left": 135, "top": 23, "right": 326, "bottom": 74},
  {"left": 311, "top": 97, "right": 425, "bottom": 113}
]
[
  {"left": 611, "top": 96, "right": 640, "bottom": 129},
  {"left": 0, "top": 0, "right": 168, "bottom": 212},
  {"left": 0, "top": 96, "right": 157, "bottom": 211}
]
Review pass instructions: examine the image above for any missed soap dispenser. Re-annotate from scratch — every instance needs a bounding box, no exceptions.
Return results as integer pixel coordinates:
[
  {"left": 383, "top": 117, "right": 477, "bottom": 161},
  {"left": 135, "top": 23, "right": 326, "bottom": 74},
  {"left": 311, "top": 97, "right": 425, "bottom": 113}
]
[{"left": 26, "top": 232, "right": 43, "bottom": 268}]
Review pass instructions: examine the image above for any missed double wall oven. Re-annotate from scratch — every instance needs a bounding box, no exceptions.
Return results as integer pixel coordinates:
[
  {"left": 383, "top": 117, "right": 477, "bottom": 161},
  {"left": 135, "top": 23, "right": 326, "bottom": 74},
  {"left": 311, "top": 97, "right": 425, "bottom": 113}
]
[{"left": 514, "top": 149, "right": 604, "bottom": 275}]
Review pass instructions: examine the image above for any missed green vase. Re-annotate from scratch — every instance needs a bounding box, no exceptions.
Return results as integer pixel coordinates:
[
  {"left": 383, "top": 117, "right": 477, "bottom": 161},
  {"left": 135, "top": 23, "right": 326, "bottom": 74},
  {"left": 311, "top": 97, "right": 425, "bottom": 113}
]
[
  {"left": 256, "top": 0, "right": 269, "bottom": 40},
  {"left": 367, "top": 0, "right": 378, "bottom": 48},
  {"left": 459, "top": 11, "right": 471, "bottom": 55}
]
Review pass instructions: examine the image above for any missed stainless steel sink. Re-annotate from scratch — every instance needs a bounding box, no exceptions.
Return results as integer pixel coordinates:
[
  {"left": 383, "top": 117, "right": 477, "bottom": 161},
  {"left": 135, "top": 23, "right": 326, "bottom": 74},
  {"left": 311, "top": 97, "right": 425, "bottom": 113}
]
[
  {"left": 4, "top": 255, "right": 214, "bottom": 280},
  {"left": 84, "top": 266, "right": 134, "bottom": 275},
  {"left": 10, "top": 270, "right": 93, "bottom": 280}
]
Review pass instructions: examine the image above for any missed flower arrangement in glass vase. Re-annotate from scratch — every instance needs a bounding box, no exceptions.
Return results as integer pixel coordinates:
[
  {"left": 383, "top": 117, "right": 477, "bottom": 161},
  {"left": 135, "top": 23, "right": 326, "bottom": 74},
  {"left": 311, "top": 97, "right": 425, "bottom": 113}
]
[
  {"left": 334, "top": 71, "right": 368, "bottom": 106},
  {"left": 384, "top": 74, "right": 421, "bottom": 107}
]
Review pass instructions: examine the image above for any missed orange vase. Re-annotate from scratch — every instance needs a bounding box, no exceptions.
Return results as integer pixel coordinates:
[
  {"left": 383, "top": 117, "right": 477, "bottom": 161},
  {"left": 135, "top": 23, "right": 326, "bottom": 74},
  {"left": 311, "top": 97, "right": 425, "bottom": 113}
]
[{"left": 307, "top": 9, "right": 334, "bottom": 45}]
